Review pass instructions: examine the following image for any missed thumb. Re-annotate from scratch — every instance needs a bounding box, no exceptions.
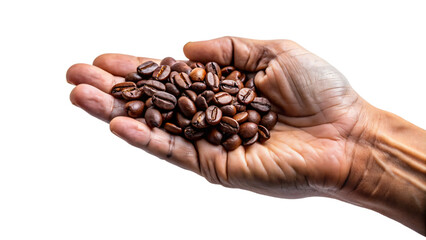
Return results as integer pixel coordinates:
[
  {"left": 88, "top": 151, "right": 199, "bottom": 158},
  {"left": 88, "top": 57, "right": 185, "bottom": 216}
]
[{"left": 183, "top": 36, "right": 272, "bottom": 72}]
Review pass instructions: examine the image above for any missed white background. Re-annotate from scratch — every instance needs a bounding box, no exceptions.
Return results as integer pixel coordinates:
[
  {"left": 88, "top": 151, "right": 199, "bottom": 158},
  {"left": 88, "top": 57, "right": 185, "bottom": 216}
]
[{"left": 0, "top": 0, "right": 425, "bottom": 239}]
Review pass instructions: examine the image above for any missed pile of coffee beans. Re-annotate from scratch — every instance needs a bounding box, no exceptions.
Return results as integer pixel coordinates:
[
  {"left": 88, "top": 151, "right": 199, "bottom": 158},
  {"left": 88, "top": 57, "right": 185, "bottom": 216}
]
[{"left": 110, "top": 57, "right": 277, "bottom": 151}]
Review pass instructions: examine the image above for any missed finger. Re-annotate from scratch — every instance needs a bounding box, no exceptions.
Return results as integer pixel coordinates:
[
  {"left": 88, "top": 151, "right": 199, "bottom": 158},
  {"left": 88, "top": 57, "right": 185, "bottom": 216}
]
[
  {"left": 183, "top": 36, "right": 273, "bottom": 71},
  {"left": 66, "top": 63, "right": 124, "bottom": 93},
  {"left": 70, "top": 84, "right": 126, "bottom": 122},
  {"left": 110, "top": 117, "right": 200, "bottom": 174},
  {"left": 93, "top": 53, "right": 160, "bottom": 77},
  {"left": 195, "top": 140, "right": 230, "bottom": 186}
]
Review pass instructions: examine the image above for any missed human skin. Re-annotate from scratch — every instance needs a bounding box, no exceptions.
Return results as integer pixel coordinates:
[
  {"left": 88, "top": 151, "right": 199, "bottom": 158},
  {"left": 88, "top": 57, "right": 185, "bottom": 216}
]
[{"left": 66, "top": 37, "right": 426, "bottom": 235}]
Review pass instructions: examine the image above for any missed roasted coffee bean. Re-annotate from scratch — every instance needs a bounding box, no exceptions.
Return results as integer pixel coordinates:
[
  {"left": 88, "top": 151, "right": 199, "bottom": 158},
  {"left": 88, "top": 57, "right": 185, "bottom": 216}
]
[
  {"left": 122, "top": 87, "right": 143, "bottom": 100},
  {"left": 137, "top": 61, "right": 158, "bottom": 75},
  {"left": 222, "top": 134, "right": 242, "bottom": 151},
  {"left": 258, "top": 125, "right": 270, "bottom": 143},
  {"left": 220, "top": 80, "right": 240, "bottom": 95},
  {"left": 184, "top": 126, "right": 204, "bottom": 140},
  {"left": 152, "top": 65, "right": 171, "bottom": 81},
  {"left": 145, "top": 108, "right": 163, "bottom": 128},
  {"left": 125, "top": 72, "right": 143, "bottom": 83},
  {"left": 239, "top": 122, "right": 258, "bottom": 139},
  {"left": 260, "top": 111, "right": 278, "bottom": 130},
  {"left": 169, "top": 71, "right": 179, "bottom": 84},
  {"left": 205, "top": 105, "right": 222, "bottom": 125},
  {"left": 161, "top": 110, "right": 174, "bottom": 122},
  {"left": 237, "top": 88, "right": 256, "bottom": 104},
  {"left": 206, "top": 128, "right": 223, "bottom": 145},
  {"left": 174, "top": 72, "right": 192, "bottom": 89},
  {"left": 226, "top": 70, "right": 242, "bottom": 81},
  {"left": 164, "top": 122, "right": 182, "bottom": 135},
  {"left": 221, "top": 66, "right": 235, "bottom": 76},
  {"left": 136, "top": 79, "right": 149, "bottom": 88},
  {"left": 177, "top": 96, "right": 197, "bottom": 118},
  {"left": 199, "top": 90, "right": 215, "bottom": 104},
  {"left": 233, "top": 112, "right": 248, "bottom": 124},
  {"left": 214, "top": 92, "right": 232, "bottom": 105},
  {"left": 145, "top": 97, "right": 153, "bottom": 108},
  {"left": 191, "top": 111, "right": 208, "bottom": 129},
  {"left": 165, "top": 83, "right": 180, "bottom": 97},
  {"left": 176, "top": 112, "right": 191, "bottom": 128},
  {"left": 189, "top": 62, "right": 205, "bottom": 69},
  {"left": 142, "top": 80, "right": 166, "bottom": 97},
  {"left": 243, "top": 132, "right": 258, "bottom": 146},
  {"left": 160, "top": 57, "right": 176, "bottom": 67},
  {"left": 195, "top": 95, "right": 208, "bottom": 110},
  {"left": 246, "top": 110, "right": 261, "bottom": 124},
  {"left": 171, "top": 62, "right": 191, "bottom": 75},
  {"left": 205, "top": 62, "right": 222, "bottom": 79},
  {"left": 125, "top": 100, "right": 145, "bottom": 118},
  {"left": 250, "top": 97, "right": 271, "bottom": 113},
  {"left": 244, "top": 77, "right": 255, "bottom": 89},
  {"left": 189, "top": 68, "right": 206, "bottom": 82},
  {"left": 152, "top": 91, "right": 177, "bottom": 110},
  {"left": 236, "top": 80, "right": 245, "bottom": 89},
  {"left": 205, "top": 72, "right": 219, "bottom": 92},
  {"left": 183, "top": 89, "right": 197, "bottom": 102},
  {"left": 111, "top": 82, "right": 136, "bottom": 99},
  {"left": 219, "top": 116, "right": 239, "bottom": 135},
  {"left": 190, "top": 82, "right": 207, "bottom": 93},
  {"left": 220, "top": 105, "right": 237, "bottom": 116},
  {"left": 233, "top": 101, "right": 246, "bottom": 112}
]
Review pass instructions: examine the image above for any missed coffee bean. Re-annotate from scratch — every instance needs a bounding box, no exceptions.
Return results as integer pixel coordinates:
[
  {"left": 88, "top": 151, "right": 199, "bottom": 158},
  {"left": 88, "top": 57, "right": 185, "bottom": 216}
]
[
  {"left": 165, "top": 82, "right": 180, "bottom": 97},
  {"left": 233, "top": 100, "right": 246, "bottom": 112},
  {"left": 169, "top": 71, "right": 179, "bottom": 84},
  {"left": 239, "top": 122, "right": 258, "bottom": 139},
  {"left": 199, "top": 90, "right": 215, "bottom": 104},
  {"left": 164, "top": 122, "right": 182, "bottom": 135},
  {"left": 189, "top": 62, "right": 205, "bottom": 69},
  {"left": 142, "top": 80, "right": 166, "bottom": 97},
  {"left": 160, "top": 57, "right": 176, "bottom": 67},
  {"left": 176, "top": 112, "right": 191, "bottom": 128},
  {"left": 136, "top": 79, "right": 149, "bottom": 88},
  {"left": 137, "top": 61, "right": 158, "bottom": 75},
  {"left": 183, "top": 89, "right": 197, "bottom": 102},
  {"left": 161, "top": 110, "right": 174, "bottom": 122},
  {"left": 258, "top": 125, "right": 270, "bottom": 143},
  {"left": 205, "top": 105, "right": 222, "bottom": 125},
  {"left": 145, "top": 108, "right": 162, "bottom": 128},
  {"left": 237, "top": 88, "right": 256, "bottom": 104},
  {"left": 226, "top": 70, "right": 242, "bottom": 81},
  {"left": 250, "top": 97, "right": 271, "bottom": 113},
  {"left": 145, "top": 97, "right": 153, "bottom": 108},
  {"left": 152, "top": 65, "right": 171, "bottom": 81},
  {"left": 205, "top": 72, "right": 219, "bottom": 92},
  {"left": 122, "top": 87, "right": 143, "bottom": 100},
  {"left": 177, "top": 96, "right": 197, "bottom": 118},
  {"left": 220, "top": 105, "right": 237, "bottom": 116},
  {"left": 125, "top": 100, "right": 145, "bottom": 118},
  {"left": 219, "top": 116, "right": 239, "bottom": 135},
  {"left": 125, "top": 72, "right": 143, "bottom": 83},
  {"left": 206, "top": 128, "right": 223, "bottom": 145},
  {"left": 111, "top": 82, "right": 136, "bottom": 99},
  {"left": 221, "top": 66, "right": 235, "bottom": 76},
  {"left": 152, "top": 91, "right": 177, "bottom": 110},
  {"left": 222, "top": 134, "right": 241, "bottom": 151},
  {"left": 190, "top": 82, "right": 207, "bottom": 93},
  {"left": 260, "top": 111, "right": 278, "bottom": 130},
  {"left": 246, "top": 110, "right": 261, "bottom": 124},
  {"left": 174, "top": 72, "right": 192, "bottom": 89},
  {"left": 191, "top": 111, "right": 208, "bottom": 129},
  {"left": 189, "top": 68, "right": 206, "bottom": 82},
  {"left": 220, "top": 80, "right": 240, "bottom": 95},
  {"left": 243, "top": 132, "right": 258, "bottom": 146},
  {"left": 195, "top": 95, "right": 208, "bottom": 110},
  {"left": 214, "top": 92, "right": 232, "bottom": 105},
  {"left": 171, "top": 62, "right": 191, "bottom": 75},
  {"left": 233, "top": 111, "right": 248, "bottom": 124},
  {"left": 244, "top": 77, "right": 255, "bottom": 89},
  {"left": 205, "top": 62, "right": 222, "bottom": 79},
  {"left": 184, "top": 126, "right": 204, "bottom": 140}
]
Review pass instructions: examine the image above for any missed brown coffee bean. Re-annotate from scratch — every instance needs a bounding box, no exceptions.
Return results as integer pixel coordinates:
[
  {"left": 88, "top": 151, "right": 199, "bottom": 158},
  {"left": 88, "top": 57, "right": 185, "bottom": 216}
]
[
  {"left": 165, "top": 83, "right": 180, "bottom": 97},
  {"left": 226, "top": 70, "right": 242, "bottom": 81},
  {"left": 174, "top": 72, "right": 192, "bottom": 89},
  {"left": 199, "top": 90, "right": 215, "bottom": 104},
  {"left": 183, "top": 90, "right": 197, "bottom": 102},
  {"left": 125, "top": 72, "right": 143, "bottom": 83},
  {"left": 233, "top": 100, "right": 246, "bottom": 112},
  {"left": 258, "top": 125, "right": 270, "bottom": 143},
  {"left": 244, "top": 77, "right": 255, "bottom": 89},
  {"left": 184, "top": 126, "right": 204, "bottom": 140},
  {"left": 122, "top": 87, "right": 143, "bottom": 100},
  {"left": 233, "top": 112, "right": 248, "bottom": 124},
  {"left": 137, "top": 61, "right": 158, "bottom": 75},
  {"left": 176, "top": 112, "right": 191, "bottom": 128},
  {"left": 189, "top": 68, "right": 206, "bottom": 82},
  {"left": 152, "top": 91, "right": 177, "bottom": 110},
  {"left": 161, "top": 110, "right": 174, "bottom": 122},
  {"left": 171, "top": 62, "right": 191, "bottom": 74},
  {"left": 152, "top": 65, "right": 171, "bottom": 81},
  {"left": 246, "top": 110, "right": 261, "bottom": 124},
  {"left": 243, "top": 132, "right": 258, "bottom": 146},
  {"left": 189, "top": 62, "right": 205, "bottom": 69},
  {"left": 219, "top": 116, "right": 239, "bottom": 135},
  {"left": 111, "top": 82, "right": 136, "bottom": 99},
  {"left": 206, "top": 128, "right": 223, "bottom": 145},
  {"left": 145, "top": 97, "right": 153, "bottom": 108},
  {"left": 190, "top": 82, "right": 207, "bottom": 93},
  {"left": 250, "top": 97, "right": 271, "bottom": 113},
  {"left": 191, "top": 111, "right": 208, "bottom": 129},
  {"left": 169, "top": 71, "right": 179, "bottom": 84},
  {"left": 205, "top": 105, "right": 222, "bottom": 125},
  {"left": 260, "top": 111, "right": 278, "bottom": 130},
  {"left": 160, "top": 57, "right": 176, "bottom": 67},
  {"left": 214, "top": 92, "right": 232, "bottom": 105},
  {"left": 222, "top": 134, "right": 242, "bottom": 151},
  {"left": 205, "top": 72, "right": 219, "bottom": 92},
  {"left": 195, "top": 95, "right": 208, "bottom": 110},
  {"left": 164, "top": 122, "right": 182, "bottom": 135},
  {"left": 239, "top": 122, "right": 258, "bottom": 139},
  {"left": 220, "top": 105, "right": 237, "bottom": 117},
  {"left": 136, "top": 79, "right": 149, "bottom": 88},
  {"left": 237, "top": 88, "right": 256, "bottom": 104},
  {"left": 145, "top": 108, "right": 162, "bottom": 128},
  {"left": 142, "top": 80, "right": 166, "bottom": 97},
  {"left": 221, "top": 66, "right": 235, "bottom": 76},
  {"left": 125, "top": 100, "right": 145, "bottom": 118},
  {"left": 220, "top": 80, "right": 240, "bottom": 95},
  {"left": 205, "top": 62, "right": 222, "bottom": 79},
  {"left": 177, "top": 96, "right": 197, "bottom": 118}
]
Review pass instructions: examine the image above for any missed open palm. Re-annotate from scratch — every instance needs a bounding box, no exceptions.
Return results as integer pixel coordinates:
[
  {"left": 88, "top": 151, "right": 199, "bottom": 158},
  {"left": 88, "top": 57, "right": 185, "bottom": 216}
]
[{"left": 67, "top": 37, "right": 365, "bottom": 199}]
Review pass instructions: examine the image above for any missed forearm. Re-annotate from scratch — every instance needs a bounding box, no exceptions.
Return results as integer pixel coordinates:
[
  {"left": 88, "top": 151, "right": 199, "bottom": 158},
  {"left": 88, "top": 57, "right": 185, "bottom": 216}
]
[{"left": 341, "top": 104, "right": 426, "bottom": 235}]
